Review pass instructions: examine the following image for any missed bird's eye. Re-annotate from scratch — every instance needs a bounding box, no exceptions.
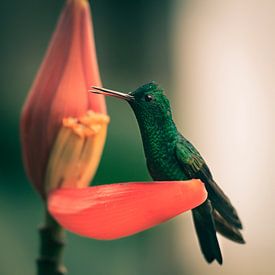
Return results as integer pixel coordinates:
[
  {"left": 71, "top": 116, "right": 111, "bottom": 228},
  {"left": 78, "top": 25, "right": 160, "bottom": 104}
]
[{"left": 144, "top": 94, "right": 154, "bottom": 102}]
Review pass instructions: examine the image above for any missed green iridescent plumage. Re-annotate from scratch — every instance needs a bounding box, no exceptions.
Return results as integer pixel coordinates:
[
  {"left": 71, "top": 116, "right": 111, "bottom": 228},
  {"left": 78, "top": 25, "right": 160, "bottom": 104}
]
[{"left": 92, "top": 82, "right": 245, "bottom": 264}]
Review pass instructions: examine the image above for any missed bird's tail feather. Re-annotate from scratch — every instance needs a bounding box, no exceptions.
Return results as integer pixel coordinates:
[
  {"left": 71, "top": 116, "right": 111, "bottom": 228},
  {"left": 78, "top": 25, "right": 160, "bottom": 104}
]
[{"left": 192, "top": 200, "right": 223, "bottom": 264}]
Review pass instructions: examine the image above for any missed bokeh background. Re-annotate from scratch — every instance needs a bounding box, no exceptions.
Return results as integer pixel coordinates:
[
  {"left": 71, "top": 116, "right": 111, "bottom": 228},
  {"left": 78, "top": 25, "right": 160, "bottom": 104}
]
[{"left": 1, "top": 0, "right": 275, "bottom": 274}]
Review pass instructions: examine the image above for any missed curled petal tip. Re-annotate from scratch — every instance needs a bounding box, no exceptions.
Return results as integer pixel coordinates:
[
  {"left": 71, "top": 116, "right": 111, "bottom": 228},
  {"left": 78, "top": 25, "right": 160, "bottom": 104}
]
[{"left": 48, "top": 180, "right": 207, "bottom": 240}]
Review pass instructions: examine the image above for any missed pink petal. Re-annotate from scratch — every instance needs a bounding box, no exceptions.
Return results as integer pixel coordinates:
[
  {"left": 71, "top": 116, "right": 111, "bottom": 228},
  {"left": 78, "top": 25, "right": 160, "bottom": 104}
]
[
  {"left": 20, "top": 0, "right": 106, "bottom": 196},
  {"left": 48, "top": 180, "right": 207, "bottom": 240}
]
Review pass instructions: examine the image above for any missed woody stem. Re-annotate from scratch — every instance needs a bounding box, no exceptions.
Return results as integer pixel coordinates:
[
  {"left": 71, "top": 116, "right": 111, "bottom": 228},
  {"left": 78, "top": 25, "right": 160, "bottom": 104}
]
[{"left": 37, "top": 210, "right": 67, "bottom": 275}]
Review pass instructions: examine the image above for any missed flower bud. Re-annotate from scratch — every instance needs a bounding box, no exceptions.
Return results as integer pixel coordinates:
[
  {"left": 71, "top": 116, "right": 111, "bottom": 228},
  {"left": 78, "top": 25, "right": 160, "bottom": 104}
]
[{"left": 20, "top": 0, "right": 108, "bottom": 198}]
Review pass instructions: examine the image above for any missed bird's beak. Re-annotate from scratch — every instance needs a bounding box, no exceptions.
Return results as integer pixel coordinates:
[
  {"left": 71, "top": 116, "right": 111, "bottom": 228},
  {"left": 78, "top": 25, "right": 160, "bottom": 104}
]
[{"left": 90, "top": 86, "right": 134, "bottom": 102}]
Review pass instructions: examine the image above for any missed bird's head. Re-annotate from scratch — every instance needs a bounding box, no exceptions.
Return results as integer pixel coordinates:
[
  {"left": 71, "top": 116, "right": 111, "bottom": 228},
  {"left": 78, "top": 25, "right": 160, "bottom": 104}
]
[{"left": 90, "top": 82, "right": 173, "bottom": 125}]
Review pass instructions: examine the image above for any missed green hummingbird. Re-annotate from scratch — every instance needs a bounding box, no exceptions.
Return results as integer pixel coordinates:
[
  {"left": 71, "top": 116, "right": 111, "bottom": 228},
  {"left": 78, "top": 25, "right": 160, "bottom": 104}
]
[{"left": 91, "top": 82, "right": 245, "bottom": 264}]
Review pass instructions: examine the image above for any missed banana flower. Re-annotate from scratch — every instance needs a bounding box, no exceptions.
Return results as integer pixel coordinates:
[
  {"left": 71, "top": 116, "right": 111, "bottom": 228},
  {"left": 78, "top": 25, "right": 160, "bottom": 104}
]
[{"left": 20, "top": 0, "right": 206, "bottom": 243}]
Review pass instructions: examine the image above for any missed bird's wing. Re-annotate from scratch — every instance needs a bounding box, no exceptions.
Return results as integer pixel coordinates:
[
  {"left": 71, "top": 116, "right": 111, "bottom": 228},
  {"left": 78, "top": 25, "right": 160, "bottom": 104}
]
[
  {"left": 175, "top": 140, "right": 223, "bottom": 263},
  {"left": 174, "top": 139, "right": 211, "bottom": 179},
  {"left": 175, "top": 138, "right": 242, "bottom": 229}
]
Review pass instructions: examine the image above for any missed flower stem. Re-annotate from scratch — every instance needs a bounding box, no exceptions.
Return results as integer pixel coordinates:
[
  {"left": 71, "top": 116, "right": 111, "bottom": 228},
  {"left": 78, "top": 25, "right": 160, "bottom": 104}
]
[{"left": 37, "top": 210, "right": 67, "bottom": 275}]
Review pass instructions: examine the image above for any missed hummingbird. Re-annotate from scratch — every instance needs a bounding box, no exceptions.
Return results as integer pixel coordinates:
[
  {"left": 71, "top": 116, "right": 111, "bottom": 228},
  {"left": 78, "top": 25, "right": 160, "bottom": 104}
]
[{"left": 90, "top": 82, "right": 245, "bottom": 264}]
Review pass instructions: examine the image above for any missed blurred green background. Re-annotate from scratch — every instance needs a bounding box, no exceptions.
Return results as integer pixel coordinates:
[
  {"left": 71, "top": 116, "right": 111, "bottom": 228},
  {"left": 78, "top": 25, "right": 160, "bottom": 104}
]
[{"left": 0, "top": 0, "right": 186, "bottom": 274}]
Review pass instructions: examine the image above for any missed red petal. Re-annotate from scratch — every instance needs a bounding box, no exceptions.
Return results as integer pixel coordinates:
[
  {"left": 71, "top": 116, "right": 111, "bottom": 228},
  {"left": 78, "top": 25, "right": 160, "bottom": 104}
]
[{"left": 48, "top": 180, "right": 207, "bottom": 240}]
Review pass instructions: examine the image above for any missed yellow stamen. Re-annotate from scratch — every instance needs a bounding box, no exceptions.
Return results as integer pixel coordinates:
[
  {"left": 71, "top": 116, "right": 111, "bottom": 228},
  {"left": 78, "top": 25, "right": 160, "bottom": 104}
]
[{"left": 45, "top": 111, "right": 110, "bottom": 193}]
